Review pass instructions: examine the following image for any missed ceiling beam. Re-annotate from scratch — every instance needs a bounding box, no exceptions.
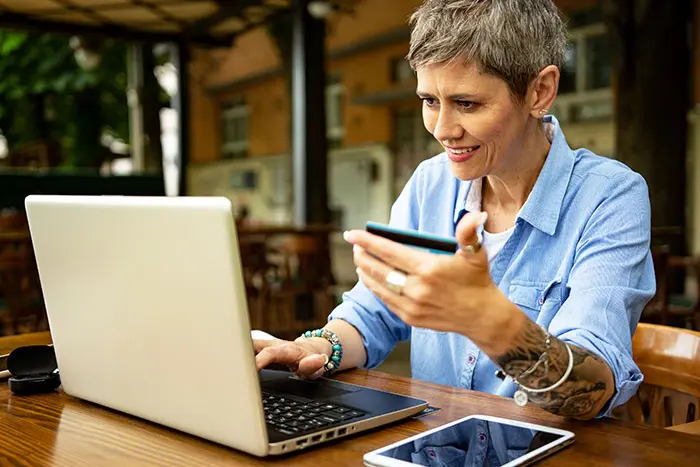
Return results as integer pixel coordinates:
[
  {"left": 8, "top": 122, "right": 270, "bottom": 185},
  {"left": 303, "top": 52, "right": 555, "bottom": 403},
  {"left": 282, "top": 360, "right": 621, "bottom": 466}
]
[
  {"left": 0, "top": 10, "right": 234, "bottom": 47},
  {"left": 184, "top": 0, "right": 278, "bottom": 35}
]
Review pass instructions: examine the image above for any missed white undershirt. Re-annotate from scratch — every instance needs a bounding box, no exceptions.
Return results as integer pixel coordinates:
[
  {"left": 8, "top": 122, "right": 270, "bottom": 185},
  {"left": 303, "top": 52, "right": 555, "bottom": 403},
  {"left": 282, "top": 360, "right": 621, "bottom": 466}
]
[
  {"left": 481, "top": 226, "right": 515, "bottom": 265},
  {"left": 464, "top": 177, "right": 516, "bottom": 264}
]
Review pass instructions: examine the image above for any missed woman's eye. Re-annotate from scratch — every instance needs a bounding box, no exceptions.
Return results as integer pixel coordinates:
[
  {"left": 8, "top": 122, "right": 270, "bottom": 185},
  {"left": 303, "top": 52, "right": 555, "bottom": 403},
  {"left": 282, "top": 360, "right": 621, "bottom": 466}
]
[{"left": 457, "top": 100, "right": 476, "bottom": 110}]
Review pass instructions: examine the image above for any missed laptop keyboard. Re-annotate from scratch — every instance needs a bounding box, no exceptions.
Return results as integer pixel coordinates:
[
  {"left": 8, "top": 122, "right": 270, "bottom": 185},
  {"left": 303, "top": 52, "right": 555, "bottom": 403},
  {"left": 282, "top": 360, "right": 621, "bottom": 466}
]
[{"left": 262, "top": 391, "right": 366, "bottom": 437}]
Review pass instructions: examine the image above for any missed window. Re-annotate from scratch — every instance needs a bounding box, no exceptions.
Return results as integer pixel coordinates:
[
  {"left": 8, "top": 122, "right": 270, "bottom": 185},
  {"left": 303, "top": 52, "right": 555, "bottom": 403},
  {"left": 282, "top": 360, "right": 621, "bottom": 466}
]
[
  {"left": 221, "top": 97, "right": 248, "bottom": 159},
  {"left": 326, "top": 75, "right": 344, "bottom": 149},
  {"left": 559, "top": 41, "right": 578, "bottom": 95},
  {"left": 551, "top": 22, "right": 613, "bottom": 124},
  {"left": 229, "top": 170, "right": 257, "bottom": 189},
  {"left": 559, "top": 23, "right": 611, "bottom": 94},
  {"left": 584, "top": 33, "right": 612, "bottom": 91}
]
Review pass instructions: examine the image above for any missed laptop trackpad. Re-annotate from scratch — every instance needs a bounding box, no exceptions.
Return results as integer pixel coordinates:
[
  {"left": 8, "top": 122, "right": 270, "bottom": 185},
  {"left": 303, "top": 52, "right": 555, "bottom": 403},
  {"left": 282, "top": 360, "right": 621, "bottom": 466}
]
[{"left": 260, "top": 370, "right": 359, "bottom": 400}]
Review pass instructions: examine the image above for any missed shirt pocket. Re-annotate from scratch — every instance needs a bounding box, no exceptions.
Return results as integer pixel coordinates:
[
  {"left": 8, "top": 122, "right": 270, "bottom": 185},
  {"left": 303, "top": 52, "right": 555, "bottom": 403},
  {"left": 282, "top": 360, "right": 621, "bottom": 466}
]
[{"left": 508, "top": 278, "right": 563, "bottom": 321}]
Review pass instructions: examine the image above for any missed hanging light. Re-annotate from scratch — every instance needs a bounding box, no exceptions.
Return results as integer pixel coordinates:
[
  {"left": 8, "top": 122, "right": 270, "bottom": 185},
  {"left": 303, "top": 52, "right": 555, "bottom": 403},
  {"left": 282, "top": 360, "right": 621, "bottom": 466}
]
[{"left": 308, "top": 1, "right": 334, "bottom": 19}]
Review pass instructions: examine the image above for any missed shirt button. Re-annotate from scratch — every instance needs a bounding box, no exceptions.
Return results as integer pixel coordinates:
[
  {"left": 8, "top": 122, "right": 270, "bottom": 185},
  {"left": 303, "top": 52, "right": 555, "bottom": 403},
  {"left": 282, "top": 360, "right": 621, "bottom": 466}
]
[
  {"left": 478, "top": 433, "right": 487, "bottom": 442},
  {"left": 467, "top": 354, "right": 476, "bottom": 365},
  {"left": 538, "top": 296, "right": 544, "bottom": 305}
]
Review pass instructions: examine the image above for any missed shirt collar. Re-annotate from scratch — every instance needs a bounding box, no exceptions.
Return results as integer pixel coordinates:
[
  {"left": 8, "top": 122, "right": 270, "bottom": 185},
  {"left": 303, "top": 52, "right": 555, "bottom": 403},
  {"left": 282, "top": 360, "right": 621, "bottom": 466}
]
[{"left": 452, "top": 115, "right": 575, "bottom": 236}]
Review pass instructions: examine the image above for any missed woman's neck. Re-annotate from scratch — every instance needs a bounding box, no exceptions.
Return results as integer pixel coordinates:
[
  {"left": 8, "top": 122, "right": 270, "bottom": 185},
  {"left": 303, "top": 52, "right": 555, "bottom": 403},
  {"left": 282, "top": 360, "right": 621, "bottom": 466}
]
[{"left": 482, "top": 125, "right": 551, "bottom": 231}]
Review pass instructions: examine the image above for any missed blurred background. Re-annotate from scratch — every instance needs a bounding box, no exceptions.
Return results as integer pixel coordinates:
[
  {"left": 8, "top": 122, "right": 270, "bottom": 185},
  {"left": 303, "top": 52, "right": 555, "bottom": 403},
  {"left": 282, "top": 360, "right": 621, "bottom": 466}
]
[{"left": 0, "top": 0, "right": 697, "bottom": 378}]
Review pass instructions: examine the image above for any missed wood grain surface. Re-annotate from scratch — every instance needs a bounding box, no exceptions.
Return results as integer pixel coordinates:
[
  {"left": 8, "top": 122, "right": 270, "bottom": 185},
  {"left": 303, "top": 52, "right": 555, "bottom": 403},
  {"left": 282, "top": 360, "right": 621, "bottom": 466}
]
[{"left": 0, "top": 332, "right": 698, "bottom": 466}]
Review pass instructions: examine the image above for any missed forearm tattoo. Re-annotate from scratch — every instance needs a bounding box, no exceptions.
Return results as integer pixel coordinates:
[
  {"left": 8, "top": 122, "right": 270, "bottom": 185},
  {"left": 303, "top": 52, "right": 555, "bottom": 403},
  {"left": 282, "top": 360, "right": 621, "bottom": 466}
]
[{"left": 495, "top": 318, "right": 610, "bottom": 417}]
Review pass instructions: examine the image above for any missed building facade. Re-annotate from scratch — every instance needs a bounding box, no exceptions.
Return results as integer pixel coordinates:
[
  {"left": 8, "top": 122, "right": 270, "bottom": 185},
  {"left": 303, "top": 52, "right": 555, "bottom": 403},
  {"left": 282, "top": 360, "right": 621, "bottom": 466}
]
[{"left": 186, "top": 0, "right": 700, "bottom": 254}]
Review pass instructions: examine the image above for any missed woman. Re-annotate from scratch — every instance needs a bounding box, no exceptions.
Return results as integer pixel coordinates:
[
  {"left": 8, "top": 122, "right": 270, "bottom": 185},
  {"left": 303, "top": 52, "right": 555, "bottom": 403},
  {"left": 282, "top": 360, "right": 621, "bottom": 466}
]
[{"left": 255, "top": 0, "right": 654, "bottom": 420}]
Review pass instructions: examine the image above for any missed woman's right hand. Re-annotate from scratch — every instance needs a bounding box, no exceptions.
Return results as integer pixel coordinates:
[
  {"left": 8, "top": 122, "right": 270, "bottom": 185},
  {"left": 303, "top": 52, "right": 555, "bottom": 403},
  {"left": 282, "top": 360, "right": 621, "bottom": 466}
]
[{"left": 254, "top": 337, "right": 331, "bottom": 380}]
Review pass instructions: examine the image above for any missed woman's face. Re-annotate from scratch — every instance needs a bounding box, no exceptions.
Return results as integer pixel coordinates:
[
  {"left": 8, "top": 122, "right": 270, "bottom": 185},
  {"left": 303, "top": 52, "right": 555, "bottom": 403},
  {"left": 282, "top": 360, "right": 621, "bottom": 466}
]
[{"left": 417, "top": 60, "right": 533, "bottom": 181}]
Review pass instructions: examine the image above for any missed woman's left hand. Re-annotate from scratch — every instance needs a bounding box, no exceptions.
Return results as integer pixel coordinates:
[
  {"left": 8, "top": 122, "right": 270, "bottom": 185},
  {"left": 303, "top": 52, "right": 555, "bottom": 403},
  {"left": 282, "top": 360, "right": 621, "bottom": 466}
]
[{"left": 343, "top": 212, "right": 507, "bottom": 336}]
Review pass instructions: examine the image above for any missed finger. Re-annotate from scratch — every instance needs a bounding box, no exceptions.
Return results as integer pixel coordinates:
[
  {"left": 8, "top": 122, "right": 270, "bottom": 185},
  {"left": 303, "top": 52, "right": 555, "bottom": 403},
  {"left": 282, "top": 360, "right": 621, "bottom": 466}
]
[
  {"left": 355, "top": 244, "right": 445, "bottom": 305},
  {"left": 297, "top": 354, "right": 326, "bottom": 377},
  {"left": 354, "top": 246, "right": 421, "bottom": 303},
  {"left": 255, "top": 343, "right": 306, "bottom": 370},
  {"left": 353, "top": 244, "right": 405, "bottom": 283},
  {"left": 357, "top": 267, "right": 413, "bottom": 321},
  {"left": 343, "top": 229, "right": 432, "bottom": 274},
  {"left": 455, "top": 211, "right": 488, "bottom": 259},
  {"left": 253, "top": 338, "right": 285, "bottom": 354},
  {"left": 358, "top": 267, "right": 445, "bottom": 329},
  {"left": 308, "top": 367, "right": 326, "bottom": 380}
]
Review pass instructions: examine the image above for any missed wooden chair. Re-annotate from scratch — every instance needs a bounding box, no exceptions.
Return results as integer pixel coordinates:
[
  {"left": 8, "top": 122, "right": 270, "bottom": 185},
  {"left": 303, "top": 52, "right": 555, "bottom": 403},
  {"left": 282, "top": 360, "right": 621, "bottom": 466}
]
[
  {"left": 0, "top": 212, "right": 28, "bottom": 231},
  {"left": 264, "top": 233, "right": 336, "bottom": 340},
  {"left": 278, "top": 234, "right": 335, "bottom": 290},
  {"left": 0, "top": 232, "right": 47, "bottom": 336},
  {"left": 613, "top": 323, "right": 700, "bottom": 429},
  {"left": 667, "top": 419, "right": 700, "bottom": 435},
  {"left": 7, "top": 140, "right": 61, "bottom": 169},
  {"left": 237, "top": 233, "right": 286, "bottom": 332},
  {"left": 236, "top": 226, "right": 338, "bottom": 339}
]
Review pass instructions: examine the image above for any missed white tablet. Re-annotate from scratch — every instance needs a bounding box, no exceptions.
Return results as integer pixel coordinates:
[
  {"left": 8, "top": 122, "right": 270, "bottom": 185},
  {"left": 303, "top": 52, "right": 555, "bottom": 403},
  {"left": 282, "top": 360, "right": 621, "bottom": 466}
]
[{"left": 363, "top": 414, "right": 574, "bottom": 467}]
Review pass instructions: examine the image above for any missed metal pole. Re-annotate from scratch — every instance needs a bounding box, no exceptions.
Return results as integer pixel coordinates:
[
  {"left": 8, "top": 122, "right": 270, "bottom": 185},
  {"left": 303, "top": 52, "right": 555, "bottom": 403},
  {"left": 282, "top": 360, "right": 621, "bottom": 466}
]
[
  {"left": 127, "top": 43, "right": 145, "bottom": 172},
  {"left": 172, "top": 42, "right": 190, "bottom": 196},
  {"left": 291, "top": 0, "right": 329, "bottom": 226}
]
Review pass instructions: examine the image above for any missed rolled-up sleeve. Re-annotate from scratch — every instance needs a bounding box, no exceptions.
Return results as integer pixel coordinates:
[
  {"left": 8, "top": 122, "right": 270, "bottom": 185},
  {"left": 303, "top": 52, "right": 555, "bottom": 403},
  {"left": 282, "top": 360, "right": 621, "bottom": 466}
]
[
  {"left": 327, "top": 167, "right": 426, "bottom": 368},
  {"left": 549, "top": 172, "right": 655, "bottom": 418}
]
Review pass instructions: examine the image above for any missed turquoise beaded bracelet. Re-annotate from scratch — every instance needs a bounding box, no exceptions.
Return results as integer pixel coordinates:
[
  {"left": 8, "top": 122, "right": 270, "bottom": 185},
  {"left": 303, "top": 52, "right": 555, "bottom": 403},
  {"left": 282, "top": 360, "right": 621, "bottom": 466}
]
[{"left": 300, "top": 328, "right": 343, "bottom": 374}]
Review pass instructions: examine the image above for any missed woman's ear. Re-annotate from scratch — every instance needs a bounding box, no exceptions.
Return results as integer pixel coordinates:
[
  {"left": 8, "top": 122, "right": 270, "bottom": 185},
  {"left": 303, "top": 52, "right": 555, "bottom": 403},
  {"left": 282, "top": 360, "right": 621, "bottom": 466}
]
[{"left": 528, "top": 65, "right": 560, "bottom": 119}]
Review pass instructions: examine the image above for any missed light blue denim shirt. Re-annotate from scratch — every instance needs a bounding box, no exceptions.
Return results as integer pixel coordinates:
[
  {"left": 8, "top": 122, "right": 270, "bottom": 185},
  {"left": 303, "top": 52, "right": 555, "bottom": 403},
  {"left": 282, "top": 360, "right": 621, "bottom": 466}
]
[{"left": 329, "top": 115, "right": 655, "bottom": 418}]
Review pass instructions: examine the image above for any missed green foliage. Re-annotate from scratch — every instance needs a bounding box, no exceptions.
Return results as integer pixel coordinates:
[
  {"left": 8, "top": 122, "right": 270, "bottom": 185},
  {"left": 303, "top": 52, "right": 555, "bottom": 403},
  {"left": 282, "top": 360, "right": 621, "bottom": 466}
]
[
  {"left": 0, "top": 32, "right": 24, "bottom": 55},
  {"left": 0, "top": 28, "right": 146, "bottom": 168}
]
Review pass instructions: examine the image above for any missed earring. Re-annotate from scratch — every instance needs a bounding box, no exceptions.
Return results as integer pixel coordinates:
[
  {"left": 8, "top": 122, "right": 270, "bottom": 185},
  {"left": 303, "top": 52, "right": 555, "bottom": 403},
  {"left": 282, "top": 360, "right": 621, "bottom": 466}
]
[{"left": 539, "top": 109, "right": 547, "bottom": 115}]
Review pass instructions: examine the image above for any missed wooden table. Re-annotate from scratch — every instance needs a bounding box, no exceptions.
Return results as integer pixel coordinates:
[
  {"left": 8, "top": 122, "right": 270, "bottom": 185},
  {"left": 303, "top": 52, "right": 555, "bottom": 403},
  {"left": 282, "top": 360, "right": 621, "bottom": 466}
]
[
  {"left": 1, "top": 333, "right": 699, "bottom": 466},
  {"left": 0, "top": 331, "right": 52, "bottom": 356}
]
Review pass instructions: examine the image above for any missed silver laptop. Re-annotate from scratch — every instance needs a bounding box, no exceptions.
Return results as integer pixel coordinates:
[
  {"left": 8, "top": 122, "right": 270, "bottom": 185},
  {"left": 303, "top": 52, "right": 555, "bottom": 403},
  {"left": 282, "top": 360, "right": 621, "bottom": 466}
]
[{"left": 24, "top": 195, "right": 427, "bottom": 457}]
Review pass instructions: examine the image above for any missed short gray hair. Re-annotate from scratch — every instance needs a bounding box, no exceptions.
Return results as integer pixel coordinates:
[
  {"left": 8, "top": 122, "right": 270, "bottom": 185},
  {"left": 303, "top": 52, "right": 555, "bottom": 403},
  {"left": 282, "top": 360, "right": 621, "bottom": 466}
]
[{"left": 407, "top": 0, "right": 568, "bottom": 99}]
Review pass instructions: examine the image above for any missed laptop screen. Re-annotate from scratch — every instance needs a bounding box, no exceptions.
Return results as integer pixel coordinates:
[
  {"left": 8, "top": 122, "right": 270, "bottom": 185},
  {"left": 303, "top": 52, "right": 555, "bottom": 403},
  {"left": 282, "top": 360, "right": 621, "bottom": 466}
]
[{"left": 373, "top": 416, "right": 566, "bottom": 466}]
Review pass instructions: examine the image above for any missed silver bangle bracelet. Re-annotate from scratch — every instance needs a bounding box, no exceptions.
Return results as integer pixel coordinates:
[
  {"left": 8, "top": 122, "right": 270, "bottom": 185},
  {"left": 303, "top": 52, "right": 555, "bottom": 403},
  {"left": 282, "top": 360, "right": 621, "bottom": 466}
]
[
  {"left": 516, "top": 327, "right": 551, "bottom": 380},
  {"left": 512, "top": 341, "right": 574, "bottom": 407}
]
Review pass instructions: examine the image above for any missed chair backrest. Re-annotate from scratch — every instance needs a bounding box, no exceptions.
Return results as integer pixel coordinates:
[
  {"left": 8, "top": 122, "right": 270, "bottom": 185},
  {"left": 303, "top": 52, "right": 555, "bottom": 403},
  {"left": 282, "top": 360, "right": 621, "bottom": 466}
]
[
  {"left": 0, "top": 232, "right": 45, "bottom": 335},
  {"left": 264, "top": 233, "right": 336, "bottom": 340},
  {"left": 279, "top": 233, "right": 335, "bottom": 289},
  {"left": 614, "top": 323, "right": 700, "bottom": 427},
  {"left": 8, "top": 140, "right": 61, "bottom": 169}
]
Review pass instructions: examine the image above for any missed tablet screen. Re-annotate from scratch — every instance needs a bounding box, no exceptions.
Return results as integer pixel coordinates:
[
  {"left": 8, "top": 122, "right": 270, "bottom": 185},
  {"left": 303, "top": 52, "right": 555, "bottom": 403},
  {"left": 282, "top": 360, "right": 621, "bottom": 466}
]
[{"left": 374, "top": 417, "right": 566, "bottom": 466}]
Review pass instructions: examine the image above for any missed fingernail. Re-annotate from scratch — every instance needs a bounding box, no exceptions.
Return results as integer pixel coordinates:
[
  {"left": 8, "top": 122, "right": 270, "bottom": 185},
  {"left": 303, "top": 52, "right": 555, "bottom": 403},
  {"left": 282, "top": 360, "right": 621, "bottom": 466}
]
[
  {"left": 343, "top": 231, "right": 355, "bottom": 243},
  {"left": 353, "top": 244, "right": 363, "bottom": 254},
  {"left": 478, "top": 211, "right": 488, "bottom": 226}
]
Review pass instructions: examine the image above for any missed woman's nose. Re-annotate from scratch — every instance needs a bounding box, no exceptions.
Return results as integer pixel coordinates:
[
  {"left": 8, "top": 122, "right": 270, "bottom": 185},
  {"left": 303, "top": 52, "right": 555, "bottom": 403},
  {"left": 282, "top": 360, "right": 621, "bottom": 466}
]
[{"left": 431, "top": 109, "right": 463, "bottom": 142}]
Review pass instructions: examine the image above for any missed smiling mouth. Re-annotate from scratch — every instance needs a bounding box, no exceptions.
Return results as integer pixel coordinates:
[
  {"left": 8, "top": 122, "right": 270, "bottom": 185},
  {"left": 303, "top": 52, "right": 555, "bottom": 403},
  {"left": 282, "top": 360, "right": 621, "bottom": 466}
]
[{"left": 447, "top": 146, "right": 480, "bottom": 154}]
